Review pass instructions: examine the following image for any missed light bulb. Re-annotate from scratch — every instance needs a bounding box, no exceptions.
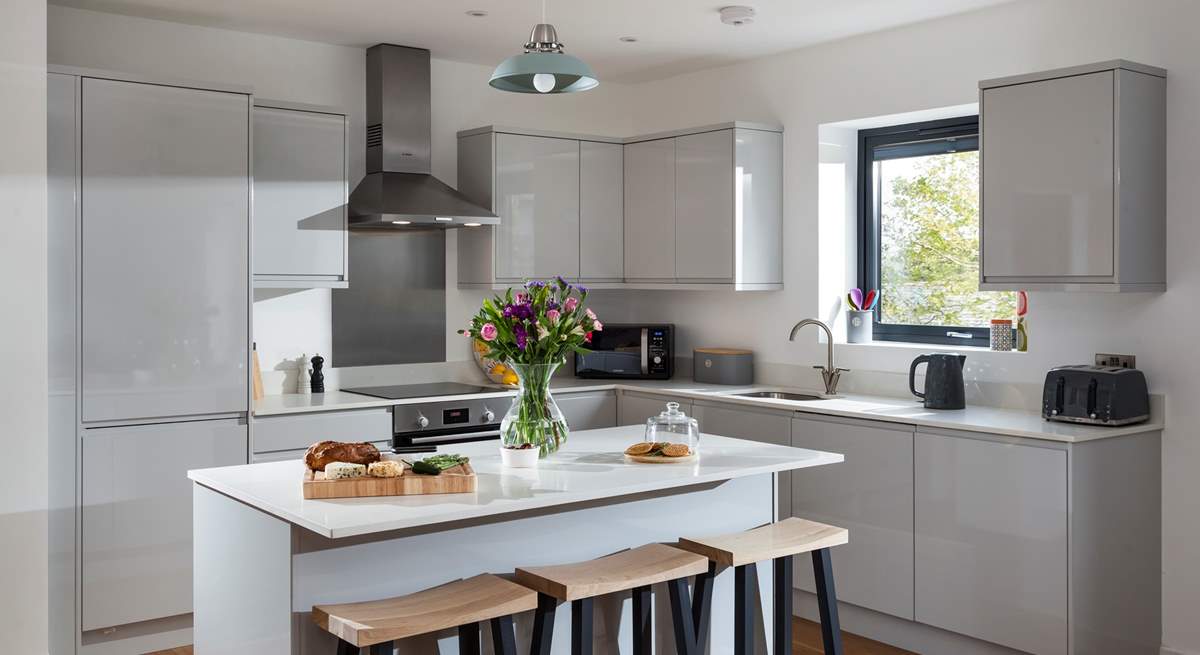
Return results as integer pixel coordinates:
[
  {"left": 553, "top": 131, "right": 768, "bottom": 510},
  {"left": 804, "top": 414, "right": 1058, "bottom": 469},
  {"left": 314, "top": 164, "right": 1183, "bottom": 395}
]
[{"left": 532, "top": 73, "right": 556, "bottom": 93}]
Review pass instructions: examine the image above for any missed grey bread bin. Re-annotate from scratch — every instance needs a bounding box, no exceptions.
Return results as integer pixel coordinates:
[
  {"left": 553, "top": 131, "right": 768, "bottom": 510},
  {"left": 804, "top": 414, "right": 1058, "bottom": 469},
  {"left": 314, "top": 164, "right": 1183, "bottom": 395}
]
[{"left": 693, "top": 348, "right": 754, "bottom": 385}]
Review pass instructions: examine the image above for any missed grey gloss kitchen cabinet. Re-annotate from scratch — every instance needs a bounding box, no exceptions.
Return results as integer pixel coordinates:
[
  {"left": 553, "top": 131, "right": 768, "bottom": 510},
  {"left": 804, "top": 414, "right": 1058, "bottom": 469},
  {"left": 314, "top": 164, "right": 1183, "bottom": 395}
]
[
  {"left": 81, "top": 419, "right": 247, "bottom": 630},
  {"left": 915, "top": 430, "right": 1068, "bottom": 655},
  {"left": 80, "top": 77, "right": 250, "bottom": 423},
  {"left": 692, "top": 401, "right": 792, "bottom": 517},
  {"left": 253, "top": 101, "right": 348, "bottom": 288},
  {"left": 579, "top": 141, "right": 624, "bottom": 281},
  {"left": 979, "top": 60, "right": 1166, "bottom": 291},
  {"left": 791, "top": 415, "right": 915, "bottom": 620},
  {"left": 556, "top": 391, "right": 618, "bottom": 431},
  {"left": 675, "top": 130, "right": 734, "bottom": 280},
  {"left": 623, "top": 138, "right": 676, "bottom": 281},
  {"left": 617, "top": 391, "right": 693, "bottom": 427}
]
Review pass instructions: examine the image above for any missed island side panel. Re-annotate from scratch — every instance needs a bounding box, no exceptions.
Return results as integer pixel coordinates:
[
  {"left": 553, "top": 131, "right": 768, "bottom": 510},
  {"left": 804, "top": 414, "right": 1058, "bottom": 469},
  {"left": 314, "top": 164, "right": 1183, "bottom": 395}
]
[
  {"left": 194, "top": 484, "right": 293, "bottom": 654},
  {"left": 291, "top": 474, "right": 776, "bottom": 654}
]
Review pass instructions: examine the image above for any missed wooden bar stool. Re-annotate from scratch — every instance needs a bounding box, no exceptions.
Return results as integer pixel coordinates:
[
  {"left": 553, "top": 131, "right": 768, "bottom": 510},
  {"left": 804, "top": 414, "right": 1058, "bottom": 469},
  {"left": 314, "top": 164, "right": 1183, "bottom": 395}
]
[
  {"left": 676, "top": 517, "right": 849, "bottom": 655},
  {"left": 312, "top": 573, "right": 538, "bottom": 655},
  {"left": 515, "top": 543, "right": 711, "bottom": 655}
]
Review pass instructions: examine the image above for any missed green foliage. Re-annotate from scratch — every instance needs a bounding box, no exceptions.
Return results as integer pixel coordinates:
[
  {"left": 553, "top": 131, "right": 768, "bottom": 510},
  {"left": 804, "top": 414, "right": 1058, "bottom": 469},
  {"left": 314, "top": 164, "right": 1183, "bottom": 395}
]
[
  {"left": 879, "top": 151, "right": 1015, "bottom": 327},
  {"left": 458, "top": 278, "right": 600, "bottom": 365}
]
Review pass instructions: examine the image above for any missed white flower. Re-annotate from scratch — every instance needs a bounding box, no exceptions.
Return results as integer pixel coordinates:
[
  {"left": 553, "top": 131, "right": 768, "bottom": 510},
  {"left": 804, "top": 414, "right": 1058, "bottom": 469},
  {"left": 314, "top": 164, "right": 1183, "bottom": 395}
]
[{"left": 537, "top": 324, "right": 550, "bottom": 340}]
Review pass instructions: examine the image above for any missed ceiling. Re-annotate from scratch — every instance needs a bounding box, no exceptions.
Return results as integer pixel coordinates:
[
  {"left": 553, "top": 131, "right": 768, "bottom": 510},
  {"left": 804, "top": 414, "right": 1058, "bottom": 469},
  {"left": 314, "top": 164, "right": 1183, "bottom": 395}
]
[{"left": 51, "top": 0, "right": 1013, "bottom": 83}]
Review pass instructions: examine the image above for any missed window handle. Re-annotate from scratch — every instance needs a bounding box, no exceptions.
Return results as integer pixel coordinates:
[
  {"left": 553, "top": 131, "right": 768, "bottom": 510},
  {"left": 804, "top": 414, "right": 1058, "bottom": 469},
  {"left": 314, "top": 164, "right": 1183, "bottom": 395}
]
[{"left": 946, "top": 331, "right": 973, "bottom": 339}]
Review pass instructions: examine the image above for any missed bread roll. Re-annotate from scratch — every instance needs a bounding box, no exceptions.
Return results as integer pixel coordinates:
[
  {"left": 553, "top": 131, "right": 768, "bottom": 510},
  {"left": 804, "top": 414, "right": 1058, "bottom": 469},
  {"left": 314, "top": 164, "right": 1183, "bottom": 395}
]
[{"left": 304, "top": 440, "right": 381, "bottom": 471}]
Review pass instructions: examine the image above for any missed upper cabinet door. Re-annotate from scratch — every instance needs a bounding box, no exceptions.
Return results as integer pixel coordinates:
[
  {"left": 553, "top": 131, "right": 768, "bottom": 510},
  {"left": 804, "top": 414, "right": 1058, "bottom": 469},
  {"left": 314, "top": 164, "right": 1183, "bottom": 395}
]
[
  {"left": 253, "top": 105, "right": 347, "bottom": 284},
  {"left": 982, "top": 71, "right": 1115, "bottom": 278},
  {"left": 579, "top": 141, "right": 624, "bottom": 281},
  {"left": 494, "top": 133, "right": 580, "bottom": 280},
  {"left": 675, "top": 130, "right": 734, "bottom": 280},
  {"left": 81, "top": 78, "right": 249, "bottom": 422},
  {"left": 624, "top": 138, "right": 676, "bottom": 280}
]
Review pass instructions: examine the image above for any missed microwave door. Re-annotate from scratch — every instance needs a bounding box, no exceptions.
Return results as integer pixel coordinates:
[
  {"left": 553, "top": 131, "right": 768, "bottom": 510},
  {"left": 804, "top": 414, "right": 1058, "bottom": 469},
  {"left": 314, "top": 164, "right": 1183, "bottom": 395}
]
[{"left": 640, "top": 327, "right": 649, "bottom": 375}]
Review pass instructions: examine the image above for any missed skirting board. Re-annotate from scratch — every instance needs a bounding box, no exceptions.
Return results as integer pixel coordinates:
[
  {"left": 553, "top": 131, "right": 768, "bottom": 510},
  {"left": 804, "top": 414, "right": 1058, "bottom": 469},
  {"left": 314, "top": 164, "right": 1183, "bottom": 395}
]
[{"left": 1162, "top": 647, "right": 1200, "bottom": 655}]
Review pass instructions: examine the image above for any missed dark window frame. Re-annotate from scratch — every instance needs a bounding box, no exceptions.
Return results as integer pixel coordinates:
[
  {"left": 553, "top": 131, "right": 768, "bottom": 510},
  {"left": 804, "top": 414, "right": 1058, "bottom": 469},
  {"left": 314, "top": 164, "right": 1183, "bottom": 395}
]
[{"left": 857, "top": 115, "right": 991, "bottom": 347}]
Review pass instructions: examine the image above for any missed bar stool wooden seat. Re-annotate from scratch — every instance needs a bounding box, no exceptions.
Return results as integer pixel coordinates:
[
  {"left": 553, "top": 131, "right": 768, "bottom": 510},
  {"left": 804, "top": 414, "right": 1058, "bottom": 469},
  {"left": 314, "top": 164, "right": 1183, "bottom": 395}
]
[
  {"left": 515, "top": 543, "right": 711, "bottom": 655},
  {"left": 676, "top": 517, "right": 849, "bottom": 655},
  {"left": 312, "top": 573, "right": 538, "bottom": 655}
]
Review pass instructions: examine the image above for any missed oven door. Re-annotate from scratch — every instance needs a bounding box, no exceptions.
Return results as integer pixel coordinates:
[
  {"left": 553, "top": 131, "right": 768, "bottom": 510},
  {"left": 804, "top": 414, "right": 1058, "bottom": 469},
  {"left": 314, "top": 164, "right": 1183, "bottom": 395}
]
[{"left": 576, "top": 326, "right": 648, "bottom": 378}]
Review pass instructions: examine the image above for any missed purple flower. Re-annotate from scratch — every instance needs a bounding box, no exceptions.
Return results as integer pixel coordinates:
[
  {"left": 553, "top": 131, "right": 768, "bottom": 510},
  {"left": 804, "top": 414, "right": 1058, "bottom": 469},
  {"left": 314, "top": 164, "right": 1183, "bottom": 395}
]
[
  {"left": 502, "top": 304, "right": 515, "bottom": 318},
  {"left": 514, "top": 323, "right": 528, "bottom": 351},
  {"left": 525, "top": 280, "right": 546, "bottom": 289},
  {"left": 577, "top": 284, "right": 589, "bottom": 294}
]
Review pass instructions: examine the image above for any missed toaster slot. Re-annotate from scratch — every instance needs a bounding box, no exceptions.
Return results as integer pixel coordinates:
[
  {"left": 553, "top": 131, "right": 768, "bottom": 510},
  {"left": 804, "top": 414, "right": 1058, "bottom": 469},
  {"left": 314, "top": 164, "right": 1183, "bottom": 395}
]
[{"left": 1053, "top": 376, "right": 1065, "bottom": 416}]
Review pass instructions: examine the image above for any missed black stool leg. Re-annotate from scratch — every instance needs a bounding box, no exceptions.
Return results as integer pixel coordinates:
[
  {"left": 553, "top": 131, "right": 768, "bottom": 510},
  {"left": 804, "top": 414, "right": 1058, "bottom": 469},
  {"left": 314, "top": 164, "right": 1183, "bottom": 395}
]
[
  {"left": 733, "top": 562, "right": 758, "bottom": 655},
  {"left": 369, "top": 641, "right": 393, "bottom": 655},
  {"left": 458, "top": 621, "right": 481, "bottom": 655},
  {"left": 667, "top": 577, "right": 699, "bottom": 655},
  {"left": 335, "top": 638, "right": 357, "bottom": 655},
  {"left": 571, "top": 596, "right": 594, "bottom": 655},
  {"left": 774, "top": 555, "right": 794, "bottom": 655},
  {"left": 531, "top": 593, "right": 557, "bottom": 655},
  {"left": 812, "top": 548, "right": 844, "bottom": 655},
  {"left": 632, "top": 585, "right": 652, "bottom": 655},
  {"left": 691, "top": 562, "right": 716, "bottom": 655},
  {"left": 490, "top": 615, "right": 517, "bottom": 655}
]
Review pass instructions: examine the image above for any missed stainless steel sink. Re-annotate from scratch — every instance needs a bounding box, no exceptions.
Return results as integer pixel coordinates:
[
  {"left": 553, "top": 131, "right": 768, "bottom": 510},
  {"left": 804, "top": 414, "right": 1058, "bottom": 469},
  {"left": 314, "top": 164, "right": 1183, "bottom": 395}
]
[{"left": 732, "top": 391, "right": 827, "bottom": 401}]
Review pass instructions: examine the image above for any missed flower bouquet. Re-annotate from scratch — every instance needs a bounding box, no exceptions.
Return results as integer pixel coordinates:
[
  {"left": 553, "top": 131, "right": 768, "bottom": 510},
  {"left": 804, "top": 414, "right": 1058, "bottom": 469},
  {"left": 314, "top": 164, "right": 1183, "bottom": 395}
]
[{"left": 460, "top": 278, "right": 602, "bottom": 457}]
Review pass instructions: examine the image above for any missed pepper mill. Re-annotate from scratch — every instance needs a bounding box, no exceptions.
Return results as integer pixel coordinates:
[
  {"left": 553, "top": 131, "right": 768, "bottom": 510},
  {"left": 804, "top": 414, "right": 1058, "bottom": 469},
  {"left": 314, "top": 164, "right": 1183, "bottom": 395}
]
[{"left": 310, "top": 354, "right": 325, "bottom": 394}]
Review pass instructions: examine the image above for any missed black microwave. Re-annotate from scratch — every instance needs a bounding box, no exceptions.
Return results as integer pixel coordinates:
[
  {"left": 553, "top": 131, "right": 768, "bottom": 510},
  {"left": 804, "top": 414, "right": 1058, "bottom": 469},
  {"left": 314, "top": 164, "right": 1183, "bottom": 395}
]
[{"left": 575, "top": 324, "right": 674, "bottom": 380}]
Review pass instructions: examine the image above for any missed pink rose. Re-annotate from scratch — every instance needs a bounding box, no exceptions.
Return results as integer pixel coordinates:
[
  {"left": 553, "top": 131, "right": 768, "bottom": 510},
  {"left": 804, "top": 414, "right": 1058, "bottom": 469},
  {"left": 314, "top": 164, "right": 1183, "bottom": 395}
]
[
  {"left": 564, "top": 297, "right": 579, "bottom": 312},
  {"left": 585, "top": 307, "right": 596, "bottom": 320},
  {"left": 515, "top": 292, "right": 529, "bottom": 304},
  {"left": 480, "top": 322, "right": 498, "bottom": 342},
  {"left": 546, "top": 309, "right": 561, "bottom": 322},
  {"left": 593, "top": 319, "right": 604, "bottom": 331}
]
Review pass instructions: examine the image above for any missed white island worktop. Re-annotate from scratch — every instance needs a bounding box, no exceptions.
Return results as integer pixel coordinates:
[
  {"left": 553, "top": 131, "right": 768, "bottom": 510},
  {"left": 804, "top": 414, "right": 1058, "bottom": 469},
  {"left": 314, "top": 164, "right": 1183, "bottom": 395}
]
[
  {"left": 188, "top": 428, "right": 841, "bottom": 539},
  {"left": 190, "top": 428, "right": 841, "bottom": 654}
]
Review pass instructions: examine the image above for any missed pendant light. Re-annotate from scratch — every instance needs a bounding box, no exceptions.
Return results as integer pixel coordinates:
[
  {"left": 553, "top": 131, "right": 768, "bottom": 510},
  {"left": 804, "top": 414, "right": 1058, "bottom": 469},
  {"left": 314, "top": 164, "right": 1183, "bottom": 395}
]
[{"left": 489, "top": 0, "right": 598, "bottom": 94}]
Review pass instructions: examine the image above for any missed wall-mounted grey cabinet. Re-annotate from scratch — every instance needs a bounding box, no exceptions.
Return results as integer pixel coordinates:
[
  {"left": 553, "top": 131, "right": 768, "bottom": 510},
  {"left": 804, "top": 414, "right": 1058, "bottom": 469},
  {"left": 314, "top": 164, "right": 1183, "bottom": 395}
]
[
  {"left": 979, "top": 60, "right": 1166, "bottom": 292},
  {"left": 252, "top": 100, "right": 349, "bottom": 288},
  {"left": 458, "top": 122, "right": 782, "bottom": 290},
  {"left": 458, "top": 127, "right": 617, "bottom": 286}
]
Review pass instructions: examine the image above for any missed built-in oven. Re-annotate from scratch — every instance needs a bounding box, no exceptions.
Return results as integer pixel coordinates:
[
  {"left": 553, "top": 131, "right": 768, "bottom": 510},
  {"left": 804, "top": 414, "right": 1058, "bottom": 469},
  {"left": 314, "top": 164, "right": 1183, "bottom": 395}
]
[
  {"left": 389, "top": 397, "right": 504, "bottom": 453},
  {"left": 575, "top": 324, "right": 674, "bottom": 380}
]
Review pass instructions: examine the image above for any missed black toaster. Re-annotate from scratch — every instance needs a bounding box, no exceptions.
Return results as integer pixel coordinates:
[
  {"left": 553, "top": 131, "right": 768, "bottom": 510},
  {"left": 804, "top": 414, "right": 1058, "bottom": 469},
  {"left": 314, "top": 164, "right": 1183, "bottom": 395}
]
[{"left": 1041, "top": 365, "right": 1149, "bottom": 426}]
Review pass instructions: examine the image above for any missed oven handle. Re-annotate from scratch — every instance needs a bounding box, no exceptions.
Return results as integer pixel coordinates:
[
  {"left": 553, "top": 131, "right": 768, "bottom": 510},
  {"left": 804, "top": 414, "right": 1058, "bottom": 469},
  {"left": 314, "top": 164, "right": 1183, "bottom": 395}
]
[
  {"left": 640, "top": 328, "right": 649, "bottom": 375},
  {"left": 398, "top": 429, "right": 502, "bottom": 445}
]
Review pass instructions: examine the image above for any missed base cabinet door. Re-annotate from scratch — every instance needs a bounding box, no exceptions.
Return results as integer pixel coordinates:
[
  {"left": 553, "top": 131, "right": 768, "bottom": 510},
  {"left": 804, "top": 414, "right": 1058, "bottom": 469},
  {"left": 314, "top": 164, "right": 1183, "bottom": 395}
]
[
  {"left": 81, "top": 419, "right": 247, "bottom": 630},
  {"left": 557, "top": 391, "right": 617, "bottom": 431},
  {"left": 914, "top": 430, "right": 1068, "bottom": 655},
  {"left": 693, "top": 402, "right": 792, "bottom": 517},
  {"left": 791, "top": 415, "right": 915, "bottom": 620},
  {"left": 617, "top": 392, "right": 692, "bottom": 427}
]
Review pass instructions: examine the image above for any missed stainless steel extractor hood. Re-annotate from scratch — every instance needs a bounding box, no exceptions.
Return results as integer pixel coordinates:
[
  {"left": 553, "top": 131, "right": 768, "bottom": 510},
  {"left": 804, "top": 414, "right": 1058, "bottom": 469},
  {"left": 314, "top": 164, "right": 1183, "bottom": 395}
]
[{"left": 349, "top": 44, "right": 498, "bottom": 228}]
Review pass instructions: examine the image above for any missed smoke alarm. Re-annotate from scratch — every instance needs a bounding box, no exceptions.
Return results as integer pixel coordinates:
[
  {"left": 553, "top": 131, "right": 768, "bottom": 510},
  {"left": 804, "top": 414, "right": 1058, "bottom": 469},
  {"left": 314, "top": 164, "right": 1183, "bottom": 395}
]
[{"left": 719, "top": 6, "right": 756, "bottom": 26}]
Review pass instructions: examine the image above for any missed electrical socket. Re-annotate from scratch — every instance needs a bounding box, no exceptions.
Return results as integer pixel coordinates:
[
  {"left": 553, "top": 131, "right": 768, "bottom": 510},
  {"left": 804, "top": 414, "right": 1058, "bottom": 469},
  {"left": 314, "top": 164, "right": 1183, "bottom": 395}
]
[{"left": 1095, "top": 353, "right": 1136, "bottom": 369}]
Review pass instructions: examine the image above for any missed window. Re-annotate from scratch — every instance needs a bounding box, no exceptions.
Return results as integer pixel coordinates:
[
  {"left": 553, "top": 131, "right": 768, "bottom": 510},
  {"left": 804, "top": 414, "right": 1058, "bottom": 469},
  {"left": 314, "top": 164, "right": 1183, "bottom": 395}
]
[{"left": 858, "top": 116, "right": 1015, "bottom": 347}]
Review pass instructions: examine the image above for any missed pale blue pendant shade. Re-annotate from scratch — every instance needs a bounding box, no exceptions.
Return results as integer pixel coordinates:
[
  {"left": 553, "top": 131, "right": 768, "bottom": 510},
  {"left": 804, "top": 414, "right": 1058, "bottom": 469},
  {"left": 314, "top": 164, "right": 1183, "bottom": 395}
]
[{"left": 490, "top": 22, "right": 598, "bottom": 94}]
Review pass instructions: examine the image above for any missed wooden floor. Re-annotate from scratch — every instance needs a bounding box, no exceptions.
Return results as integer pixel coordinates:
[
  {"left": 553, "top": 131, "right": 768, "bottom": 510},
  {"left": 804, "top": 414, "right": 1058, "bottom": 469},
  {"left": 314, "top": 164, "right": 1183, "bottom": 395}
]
[{"left": 148, "top": 618, "right": 914, "bottom": 654}]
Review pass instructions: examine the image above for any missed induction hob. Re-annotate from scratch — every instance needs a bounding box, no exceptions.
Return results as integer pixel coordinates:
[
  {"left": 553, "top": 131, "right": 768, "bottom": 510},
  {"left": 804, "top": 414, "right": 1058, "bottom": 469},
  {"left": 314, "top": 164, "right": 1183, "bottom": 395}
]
[{"left": 342, "top": 382, "right": 496, "bottom": 400}]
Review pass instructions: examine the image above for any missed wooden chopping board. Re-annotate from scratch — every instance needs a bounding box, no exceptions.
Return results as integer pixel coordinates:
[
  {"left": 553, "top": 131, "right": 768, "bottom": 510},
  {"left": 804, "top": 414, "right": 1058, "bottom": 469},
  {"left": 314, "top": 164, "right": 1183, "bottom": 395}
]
[{"left": 302, "top": 462, "right": 476, "bottom": 499}]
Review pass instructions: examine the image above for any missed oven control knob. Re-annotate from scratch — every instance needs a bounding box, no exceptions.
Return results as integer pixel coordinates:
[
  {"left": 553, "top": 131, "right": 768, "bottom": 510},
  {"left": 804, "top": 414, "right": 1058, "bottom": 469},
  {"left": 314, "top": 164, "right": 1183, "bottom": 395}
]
[
  {"left": 416, "top": 414, "right": 429, "bottom": 429},
  {"left": 482, "top": 408, "right": 495, "bottom": 423},
  {"left": 653, "top": 356, "right": 662, "bottom": 364}
]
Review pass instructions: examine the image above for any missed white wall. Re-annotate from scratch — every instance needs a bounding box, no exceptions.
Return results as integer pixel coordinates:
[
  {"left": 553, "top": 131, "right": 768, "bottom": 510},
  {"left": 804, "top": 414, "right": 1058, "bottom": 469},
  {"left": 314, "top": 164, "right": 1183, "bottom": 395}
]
[
  {"left": 48, "top": 5, "right": 639, "bottom": 392},
  {"left": 616, "top": 0, "right": 1199, "bottom": 651},
  {"left": 1, "top": 0, "right": 48, "bottom": 654}
]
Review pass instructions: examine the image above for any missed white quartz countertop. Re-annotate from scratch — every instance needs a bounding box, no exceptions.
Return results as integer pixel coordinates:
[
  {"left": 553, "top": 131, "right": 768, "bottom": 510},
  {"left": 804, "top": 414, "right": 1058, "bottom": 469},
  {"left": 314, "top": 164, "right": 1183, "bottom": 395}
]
[
  {"left": 254, "top": 379, "right": 1162, "bottom": 443},
  {"left": 188, "top": 428, "right": 841, "bottom": 539}
]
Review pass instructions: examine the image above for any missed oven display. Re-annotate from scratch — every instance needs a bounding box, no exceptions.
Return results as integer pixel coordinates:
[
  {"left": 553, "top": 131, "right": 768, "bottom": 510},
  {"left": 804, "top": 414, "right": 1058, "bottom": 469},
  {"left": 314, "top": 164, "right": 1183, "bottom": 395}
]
[{"left": 442, "top": 407, "right": 470, "bottom": 425}]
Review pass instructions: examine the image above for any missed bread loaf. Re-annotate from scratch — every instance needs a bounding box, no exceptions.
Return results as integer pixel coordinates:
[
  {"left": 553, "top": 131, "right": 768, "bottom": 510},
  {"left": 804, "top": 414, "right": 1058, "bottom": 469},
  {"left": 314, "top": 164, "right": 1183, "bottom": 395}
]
[{"left": 304, "top": 440, "right": 381, "bottom": 471}]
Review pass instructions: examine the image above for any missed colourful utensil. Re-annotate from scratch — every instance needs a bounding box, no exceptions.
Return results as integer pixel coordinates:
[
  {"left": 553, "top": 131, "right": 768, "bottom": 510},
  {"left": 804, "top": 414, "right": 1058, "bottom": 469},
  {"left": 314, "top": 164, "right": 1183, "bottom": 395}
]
[
  {"left": 849, "top": 288, "right": 864, "bottom": 311},
  {"left": 863, "top": 289, "right": 878, "bottom": 311},
  {"left": 1017, "top": 291, "right": 1028, "bottom": 316},
  {"left": 846, "top": 293, "right": 858, "bottom": 311}
]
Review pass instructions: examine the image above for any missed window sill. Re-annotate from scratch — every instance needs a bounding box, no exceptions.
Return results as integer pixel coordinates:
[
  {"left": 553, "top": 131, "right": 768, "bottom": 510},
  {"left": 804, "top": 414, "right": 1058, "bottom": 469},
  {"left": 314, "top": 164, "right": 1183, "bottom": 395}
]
[{"left": 838, "top": 340, "right": 1026, "bottom": 354}]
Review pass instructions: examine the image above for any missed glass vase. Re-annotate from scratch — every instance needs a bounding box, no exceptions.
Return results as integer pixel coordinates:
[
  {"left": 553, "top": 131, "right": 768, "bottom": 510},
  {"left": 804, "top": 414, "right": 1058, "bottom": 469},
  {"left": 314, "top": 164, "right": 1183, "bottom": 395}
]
[{"left": 500, "top": 361, "right": 568, "bottom": 457}]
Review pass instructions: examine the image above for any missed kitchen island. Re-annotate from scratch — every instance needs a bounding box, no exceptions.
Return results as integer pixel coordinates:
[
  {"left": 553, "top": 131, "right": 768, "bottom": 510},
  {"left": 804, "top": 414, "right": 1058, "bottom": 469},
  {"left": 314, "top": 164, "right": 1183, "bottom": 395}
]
[{"left": 189, "top": 427, "right": 842, "bottom": 654}]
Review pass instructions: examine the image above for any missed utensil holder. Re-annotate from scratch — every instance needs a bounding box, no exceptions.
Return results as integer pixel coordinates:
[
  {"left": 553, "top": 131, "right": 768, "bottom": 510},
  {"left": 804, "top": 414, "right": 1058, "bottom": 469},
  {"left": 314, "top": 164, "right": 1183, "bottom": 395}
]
[{"left": 846, "top": 310, "right": 873, "bottom": 343}]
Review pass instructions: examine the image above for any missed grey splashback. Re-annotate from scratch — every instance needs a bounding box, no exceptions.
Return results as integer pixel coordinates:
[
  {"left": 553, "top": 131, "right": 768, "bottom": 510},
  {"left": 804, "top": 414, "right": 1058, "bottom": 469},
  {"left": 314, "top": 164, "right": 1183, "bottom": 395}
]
[{"left": 332, "top": 229, "right": 446, "bottom": 366}]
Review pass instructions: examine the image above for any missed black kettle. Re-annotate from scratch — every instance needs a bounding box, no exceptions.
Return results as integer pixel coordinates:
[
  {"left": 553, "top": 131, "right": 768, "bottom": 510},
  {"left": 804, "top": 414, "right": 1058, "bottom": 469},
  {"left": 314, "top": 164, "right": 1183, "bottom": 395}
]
[{"left": 909, "top": 353, "right": 966, "bottom": 409}]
